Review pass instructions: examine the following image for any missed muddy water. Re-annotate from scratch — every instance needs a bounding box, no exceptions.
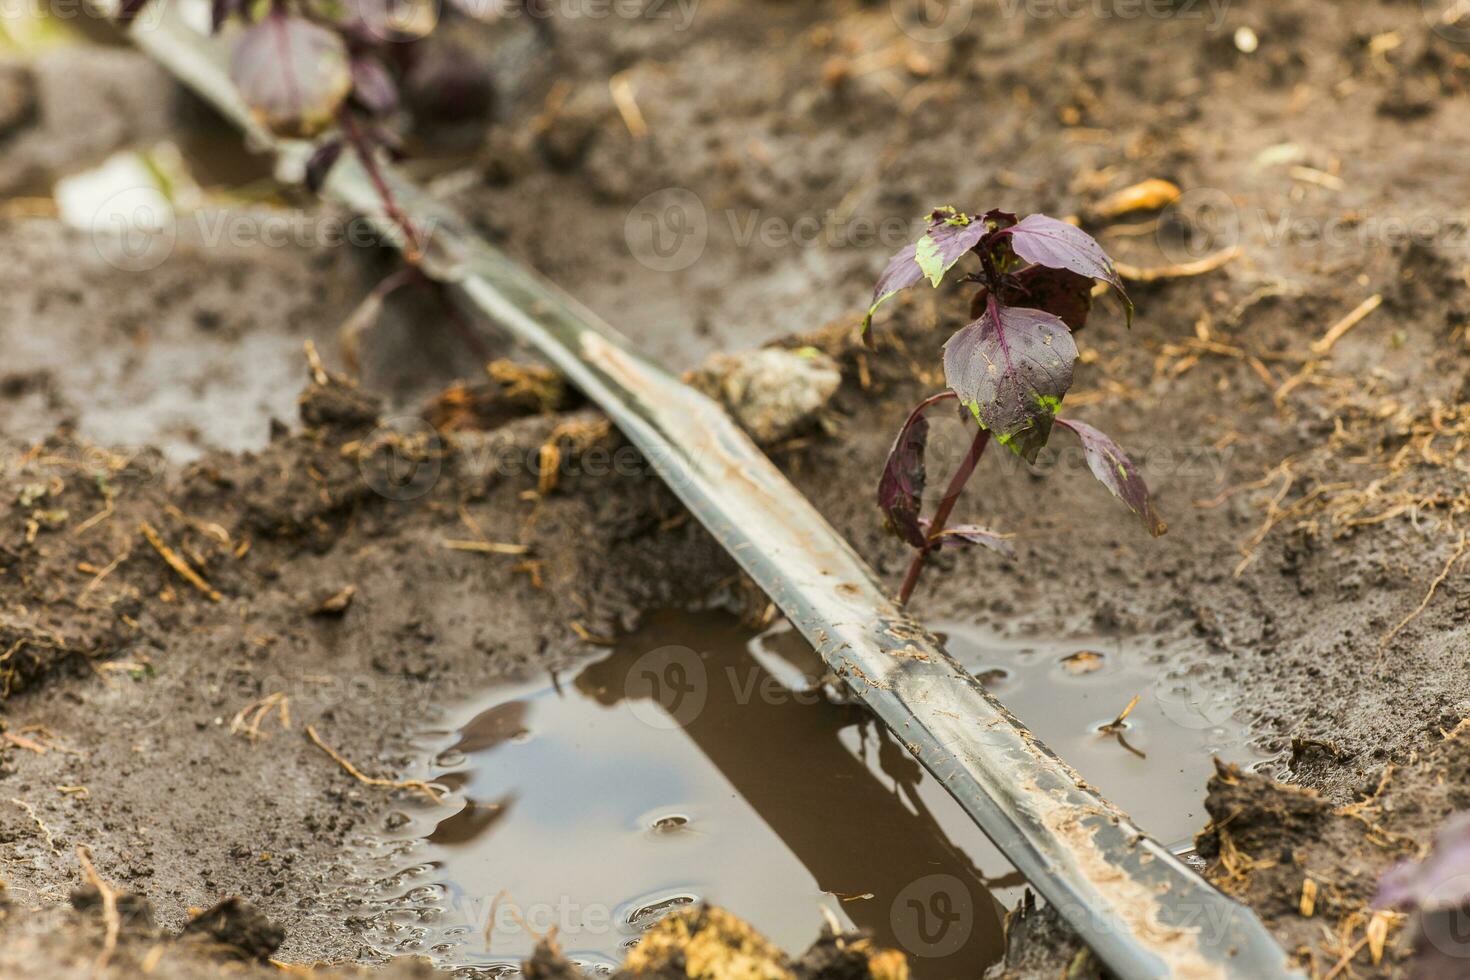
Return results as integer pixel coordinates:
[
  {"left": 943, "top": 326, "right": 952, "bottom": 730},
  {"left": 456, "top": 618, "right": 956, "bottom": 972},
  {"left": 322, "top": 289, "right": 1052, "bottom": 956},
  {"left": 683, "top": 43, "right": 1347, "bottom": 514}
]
[{"left": 356, "top": 611, "right": 1268, "bottom": 978}]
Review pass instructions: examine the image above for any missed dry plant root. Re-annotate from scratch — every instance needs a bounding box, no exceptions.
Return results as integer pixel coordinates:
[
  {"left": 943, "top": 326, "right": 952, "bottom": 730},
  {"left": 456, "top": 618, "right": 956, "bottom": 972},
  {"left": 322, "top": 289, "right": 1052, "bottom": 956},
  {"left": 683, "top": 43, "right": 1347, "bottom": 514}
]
[
  {"left": 1379, "top": 531, "right": 1468, "bottom": 652},
  {"left": 1111, "top": 245, "right": 1241, "bottom": 283},
  {"left": 139, "top": 521, "right": 222, "bottom": 602},
  {"left": 1274, "top": 294, "right": 1383, "bottom": 404},
  {"left": 230, "top": 693, "right": 291, "bottom": 742},
  {"left": 305, "top": 724, "right": 444, "bottom": 804},
  {"left": 76, "top": 844, "right": 121, "bottom": 977},
  {"left": 444, "top": 504, "right": 529, "bottom": 556}
]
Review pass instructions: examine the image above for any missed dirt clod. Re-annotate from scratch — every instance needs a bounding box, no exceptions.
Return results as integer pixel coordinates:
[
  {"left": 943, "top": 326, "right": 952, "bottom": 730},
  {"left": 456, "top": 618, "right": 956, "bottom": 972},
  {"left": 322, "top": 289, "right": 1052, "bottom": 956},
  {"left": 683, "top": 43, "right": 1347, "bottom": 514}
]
[{"left": 180, "top": 897, "right": 286, "bottom": 963}]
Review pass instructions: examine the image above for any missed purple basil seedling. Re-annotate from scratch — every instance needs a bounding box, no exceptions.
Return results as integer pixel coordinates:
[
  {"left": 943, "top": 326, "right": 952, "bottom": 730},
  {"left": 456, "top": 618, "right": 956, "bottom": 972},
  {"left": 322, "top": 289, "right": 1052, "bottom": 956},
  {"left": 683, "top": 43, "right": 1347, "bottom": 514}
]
[{"left": 865, "top": 208, "right": 1166, "bottom": 606}]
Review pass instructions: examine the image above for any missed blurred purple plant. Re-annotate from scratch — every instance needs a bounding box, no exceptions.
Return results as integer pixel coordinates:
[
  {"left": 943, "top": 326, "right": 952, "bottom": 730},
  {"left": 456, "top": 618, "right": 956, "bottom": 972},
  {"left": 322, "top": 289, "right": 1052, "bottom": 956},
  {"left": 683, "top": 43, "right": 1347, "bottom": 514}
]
[
  {"left": 1376, "top": 812, "right": 1470, "bottom": 978},
  {"left": 116, "top": 0, "right": 527, "bottom": 212}
]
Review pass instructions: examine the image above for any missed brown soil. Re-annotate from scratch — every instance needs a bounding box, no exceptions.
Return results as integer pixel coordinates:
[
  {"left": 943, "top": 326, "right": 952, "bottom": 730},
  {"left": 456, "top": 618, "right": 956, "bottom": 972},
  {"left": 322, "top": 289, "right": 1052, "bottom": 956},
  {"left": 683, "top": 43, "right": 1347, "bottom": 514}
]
[{"left": 3, "top": 1, "right": 1470, "bottom": 977}]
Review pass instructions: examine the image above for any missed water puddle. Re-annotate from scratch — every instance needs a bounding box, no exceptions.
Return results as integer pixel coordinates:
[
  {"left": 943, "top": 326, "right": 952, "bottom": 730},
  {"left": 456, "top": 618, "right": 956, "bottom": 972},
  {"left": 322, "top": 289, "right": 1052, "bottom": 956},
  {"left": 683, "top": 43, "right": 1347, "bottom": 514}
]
[{"left": 355, "top": 610, "right": 1269, "bottom": 978}]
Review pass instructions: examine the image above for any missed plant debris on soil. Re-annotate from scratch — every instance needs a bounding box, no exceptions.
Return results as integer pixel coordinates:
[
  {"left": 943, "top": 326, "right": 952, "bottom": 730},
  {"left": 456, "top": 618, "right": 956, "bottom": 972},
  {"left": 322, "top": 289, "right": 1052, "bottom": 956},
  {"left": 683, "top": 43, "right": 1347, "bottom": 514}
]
[{"left": 3, "top": 0, "right": 1470, "bottom": 977}]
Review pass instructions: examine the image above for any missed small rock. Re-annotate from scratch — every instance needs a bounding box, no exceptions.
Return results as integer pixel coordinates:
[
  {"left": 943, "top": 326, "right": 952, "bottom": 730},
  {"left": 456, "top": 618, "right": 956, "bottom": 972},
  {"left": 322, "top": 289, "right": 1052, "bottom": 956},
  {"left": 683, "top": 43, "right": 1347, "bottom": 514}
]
[
  {"left": 309, "top": 584, "right": 356, "bottom": 617},
  {"left": 688, "top": 347, "right": 842, "bottom": 446}
]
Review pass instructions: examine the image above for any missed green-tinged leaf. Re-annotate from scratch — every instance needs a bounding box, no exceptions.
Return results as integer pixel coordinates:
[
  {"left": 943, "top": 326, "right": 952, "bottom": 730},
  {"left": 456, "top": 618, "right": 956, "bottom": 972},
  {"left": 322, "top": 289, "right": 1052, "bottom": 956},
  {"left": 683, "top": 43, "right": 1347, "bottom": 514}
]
[
  {"left": 1055, "top": 418, "right": 1166, "bottom": 536},
  {"left": 914, "top": 233, "right": 945, "bottom": 286},
  {"left": 943, "top": 301, "right": 1078, "bottom": 463},
  {"left": 862, "top": 243, "right": 923, "bottom": 344},
  {"left": 915, "top": 212, "right": 989, "bottom": 287},
  {"left": 862, "top": 207, "right": 999, "bottom": 344}
]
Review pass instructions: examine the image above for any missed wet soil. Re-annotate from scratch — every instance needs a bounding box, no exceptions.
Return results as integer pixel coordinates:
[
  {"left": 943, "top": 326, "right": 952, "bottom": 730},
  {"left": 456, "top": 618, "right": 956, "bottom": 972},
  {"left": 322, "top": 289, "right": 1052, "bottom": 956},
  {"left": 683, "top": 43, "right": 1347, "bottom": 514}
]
[{"left": 1, "top": 1, "right": 1469, "bottom": 977}]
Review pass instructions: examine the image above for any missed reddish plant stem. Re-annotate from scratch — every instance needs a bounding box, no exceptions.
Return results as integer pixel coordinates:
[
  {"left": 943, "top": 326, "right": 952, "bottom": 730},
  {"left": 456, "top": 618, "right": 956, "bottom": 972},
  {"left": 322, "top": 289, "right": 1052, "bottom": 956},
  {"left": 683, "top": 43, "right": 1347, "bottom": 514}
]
[
  {"left": 338, "top": 112, "right": 494, "bottom": 363},
  {"left": 896, "top": 425, "right": 991, "bottom": 607},
  {"left": 423, "top": 273, "right": 495, "bottom": 364},
  {"left": 340, "top": 110, "right": 422, "bottom": 261}
]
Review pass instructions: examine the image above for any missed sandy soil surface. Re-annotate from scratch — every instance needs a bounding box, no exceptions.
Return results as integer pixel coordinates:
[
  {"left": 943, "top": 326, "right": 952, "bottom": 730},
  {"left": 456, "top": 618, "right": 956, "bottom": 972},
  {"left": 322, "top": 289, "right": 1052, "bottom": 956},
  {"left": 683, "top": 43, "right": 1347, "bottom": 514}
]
[{"left": 2, "top": 1, "right": 1470, "bottom": 976}]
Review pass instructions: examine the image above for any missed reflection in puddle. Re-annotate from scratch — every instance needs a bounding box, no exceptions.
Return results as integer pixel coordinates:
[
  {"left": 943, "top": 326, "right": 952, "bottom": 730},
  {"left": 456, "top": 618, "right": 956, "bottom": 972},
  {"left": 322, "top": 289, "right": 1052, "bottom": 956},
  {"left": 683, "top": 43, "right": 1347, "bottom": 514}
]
[
  {"left": 356, "top": 611, "right": 1266, "bottom": 978},
  {"left": 937, "top": 624, "right": 1270, "bottom": 844}
]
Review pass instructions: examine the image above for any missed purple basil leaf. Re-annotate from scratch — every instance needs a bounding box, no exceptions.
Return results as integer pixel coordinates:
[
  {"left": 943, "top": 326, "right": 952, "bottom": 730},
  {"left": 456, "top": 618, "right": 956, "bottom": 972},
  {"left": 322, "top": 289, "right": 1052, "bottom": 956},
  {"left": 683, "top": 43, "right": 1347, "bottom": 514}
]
[
  {"left": 1005, "top": 265, "right": 1096, "bottom": 333},
  {"left": 878, "top": 394, "right": 956, "bottom": 549},
  {"left": 970, "top": 266, "right": 1097, "bottom": 334},
  {"left": 862, "top": 208, "right": 1012, "bottom": 345},
  {"left": 943, "top": 301, "right": 1078, "bottom": 463},
  {"left": 1376, "top": 812, "right": 1470, "bottom": 913},
  {"left": 1003, "top": 214, "right": 1132, "bottom": 327},
  {"left": 932, "top": 524, "right": 1015, "bottom": 558},
  {"left": 350, "top": 56, "right": 399, "bottom": 116},
  {"left": 915, "top": 208, "right": 987, "bottom": 286},
  {"left": 305, "top": 139, "right": 344, "bottom": 193},
  {"left": 1055, "top": 418, "right": 1166, "bottom": 536},
  {"left": 982, "top": 207, "right": 1020, "bottom": 229},
  {"left": 230, "top": 13, "right": 353, "bottom": 138},
  {"left": 862, "top": 243, "right": 923, "bottom": 345}
]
